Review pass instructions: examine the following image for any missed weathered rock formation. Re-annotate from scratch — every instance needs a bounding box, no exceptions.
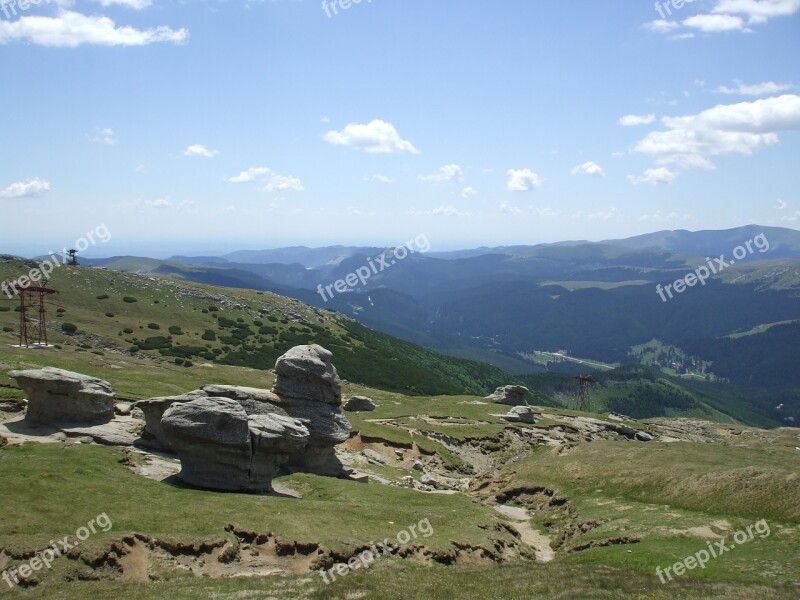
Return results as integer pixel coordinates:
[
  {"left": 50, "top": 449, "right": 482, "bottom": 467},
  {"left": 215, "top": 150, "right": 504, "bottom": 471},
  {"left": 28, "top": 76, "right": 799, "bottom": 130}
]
[
  {"left": 487, "top": 385, "right": 529, "bottom": 406},
  {"left": 8, "top": 367, "right": 115, "bottom": 425},
  {"left": 141, "top": 344, "right": 353, "bottom": 490},
  {"left": 344, "top": 396, "right": 376, "bottom": 412},
  {"left": 503, "top": 405, "right": 537, "bottom": 424},
  {"left": 161, "top": 397, "right": 309, "bottom": 492}
]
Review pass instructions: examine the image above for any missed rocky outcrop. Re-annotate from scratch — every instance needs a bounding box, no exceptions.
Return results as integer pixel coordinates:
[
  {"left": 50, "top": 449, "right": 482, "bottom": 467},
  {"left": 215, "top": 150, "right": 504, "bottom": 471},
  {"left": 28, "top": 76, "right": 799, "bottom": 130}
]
[
  {"left": 142, "top": 345, "right": 353, "bottom": 490},
  {"left": 487, "top": 385, "right": 529, "bottom": 406},
  {"left": 344, "top": 396, "right": 376, "bottom": 412},
  {"left": 8, "top": 367, "right": 115, "bottom": 425},
  {"left": 503, "top": 405, "right": 537, "bottom": 424},
  {"left": 161, "top": 397, "right": 309, "bottom": 492}
]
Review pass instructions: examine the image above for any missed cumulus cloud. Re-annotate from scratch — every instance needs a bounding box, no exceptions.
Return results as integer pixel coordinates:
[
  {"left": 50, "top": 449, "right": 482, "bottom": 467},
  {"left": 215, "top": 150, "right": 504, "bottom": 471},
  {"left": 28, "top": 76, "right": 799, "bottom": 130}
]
[
  {"left": 683, "top": 13, "right": 746, "bottom": 31},
  {"left": 0, "top": 11, "right": 188, "bottom": 47},
  {"left": 619, "top": 114, "right": 657, "bottom": 126},
  {"left": 717, "top": 80, "right": 794, "bottom": 96},
  {"left": 183, "top": 144, "right": 219, "bottom": 158},
  {"left": 144, "top": 197, "right": 171, "bottom": 209},
  {"left": 712, "top": 0, "right": 800, "bottom": 24},
  {"left": 419, "top": 164, "right": 464, "bottom": 183},
  {"left": 505, "top": 168, "right": 543, "bottom": 192},
  {"left": 499, "top": 201, "right": 523, "bottom": 216},
  {"left": 571, "top": 161, "right": 605, "bottom": 177},
  {"left": 647, "top": 0, "right": 800, "bottom": 36},
  {"left": 461, "top": 187, "right": 478, "bottom": 198},
  {"left": 627, "top": 167, "right": 679, "bottom": 186},
  {"left": 645, "top": 19, "right": 681, "bottom": 33},
  {"left": 323, "top": 119, "right": 419, "bottom": 154},
  {"left": 777, "top": 198, "right": 788, "bottom": 209},
  {"left": 633, "top": 94, "right": 800, "bottom": 170},
  {"left": 227, "top": 167, "right": 304, "bottom": 192},
  {"left": 0, "top": 178, "right": 50, "bottom": 199}
]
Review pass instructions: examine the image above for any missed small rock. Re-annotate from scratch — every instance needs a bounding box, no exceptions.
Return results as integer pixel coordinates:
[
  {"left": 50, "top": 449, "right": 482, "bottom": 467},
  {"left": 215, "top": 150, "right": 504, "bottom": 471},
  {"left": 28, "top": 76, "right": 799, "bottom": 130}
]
[
  {"left": 362, "top": 449, "right": 386, "bottom": 465},
  {"left": 412, "top": 459, "right": 424, "bottom": 471},
  {"left": 344, "top": 396, "right": 376, "bottom": 412},
  {"left": 394, "top": 449, "right": 404, "bottom": 459},
  {"left": 115, "top": 403, "right": 131, "bottom": 416}
]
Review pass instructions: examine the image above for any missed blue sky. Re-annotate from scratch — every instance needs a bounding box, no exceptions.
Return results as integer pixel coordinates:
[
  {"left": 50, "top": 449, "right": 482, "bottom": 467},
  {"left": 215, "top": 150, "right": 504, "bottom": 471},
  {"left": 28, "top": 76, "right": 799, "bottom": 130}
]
[{"left": 1, "top": 0, "right": 799, "bottom": 257}]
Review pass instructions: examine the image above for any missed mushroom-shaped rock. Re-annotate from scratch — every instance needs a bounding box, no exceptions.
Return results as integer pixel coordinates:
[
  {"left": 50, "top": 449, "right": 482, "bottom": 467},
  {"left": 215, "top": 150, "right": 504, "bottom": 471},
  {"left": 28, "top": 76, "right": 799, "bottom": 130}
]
[
  {"left": 487, "top": 385, "right": 529, "bottom": 406},
  {"left": 344, "top": 396, "right": 376, "bottom": 412},
  {"left": 9, "top": 367, "right": 115, "bottom": 425},
  {"left": 161, "top": 397, "right": 310, "bottom": 492},
  {"left": 201, "top": 384, "right": 282, "bottom": 416}
]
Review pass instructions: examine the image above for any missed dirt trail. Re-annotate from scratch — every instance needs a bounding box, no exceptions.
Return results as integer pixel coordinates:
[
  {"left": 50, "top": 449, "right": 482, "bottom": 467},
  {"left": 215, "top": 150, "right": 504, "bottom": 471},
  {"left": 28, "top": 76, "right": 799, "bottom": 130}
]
[{"left": 493, "top": 505, "right": 555, "bottom": 562}]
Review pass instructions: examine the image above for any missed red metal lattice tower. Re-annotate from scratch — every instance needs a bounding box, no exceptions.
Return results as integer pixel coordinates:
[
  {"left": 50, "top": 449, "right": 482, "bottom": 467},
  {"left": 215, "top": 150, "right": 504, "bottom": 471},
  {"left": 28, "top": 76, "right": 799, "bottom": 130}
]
[{"left": 17, "top": 286, "right": 59, "bottom": 348}]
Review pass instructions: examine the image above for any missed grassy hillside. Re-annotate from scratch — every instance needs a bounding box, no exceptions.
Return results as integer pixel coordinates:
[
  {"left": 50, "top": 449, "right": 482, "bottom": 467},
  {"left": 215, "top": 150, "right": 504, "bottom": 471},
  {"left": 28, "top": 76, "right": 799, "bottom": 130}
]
[{"left": 0, "top": 257, "right": 513, "bottom": 397}]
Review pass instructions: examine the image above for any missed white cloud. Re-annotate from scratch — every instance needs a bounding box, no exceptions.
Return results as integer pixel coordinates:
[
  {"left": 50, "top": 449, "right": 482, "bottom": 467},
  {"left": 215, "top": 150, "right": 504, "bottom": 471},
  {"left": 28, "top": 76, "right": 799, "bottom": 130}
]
[
  {"left": 670, "top": 32, "right": 696, "bottom": 39},
  {"left": 633, "top": 94, "right": 800, "bottom": 169},
  {"left": 96, "top": 0, "right": 152, "bottom": 8},
  {"left": 781, "top": 210, "right": 800, "bottom": 221},
  {"left": 588, "top": 207, "right": 618, "bottom": 221},
  {"left": 712, "top": 0, "right": 800, "bottom": 24},
  {"left": 461, "top": 187, "right": 478, "bottom": 198},
  {"left": 323, "top": 119, "right": 419, "bottom": 154},
  {"left": 645, "top": 19, "right": 680, "bottom": 33},
  {"left": 0, "top": 177, "right": 50, "bottom": 199},
  {"left": 717, "top": 80, "right": 794, "bottom": 96},
  {"left": 777, "top": 198, "right": 788, "bottom": 209},
  {"left": 145, "top": 197, "right": 171, "bottom": 209},
  {"left": 505, "top": 168, "right": 543, "bottom": 192},
  {"left": 409, "top": 205, "right": 472, "bottom": 217},
  {"left": 657, "top": 153, "right": 717, "bottom": 170},
  {"left": 183, "top": 144, "right": 219, "bottom": 158},
  {"left": 683, "top": 13, "right": 746, "bottom": 31},
  {"left": 627, "top": 167, "right": 679, "bottom": 186},
  {"left": 638, "top": 210, "right": 693, "bottom": 222},
  {"left": 419, "top": 164, "right": 464, "bottom": 183},
  {"left": 499, "top": 201, "right": 523, "bottom": 216},
  {"left": 618, "top": 113, "right": 656, "bottom": 126},
  {"left": 0, "top": 11, "right": 188, "bottom": 47},
  {"left": 227, "top": 167, "right": 304, "bottom": 192},
  {"left": 88, "top": 127, "right": 117, "bottom": 145},
  {"left": 364, "top": 173, "right": 393, "bottom": 184},
  {"left": 571, "top": 161, "right": 605, "bottom": 177}
]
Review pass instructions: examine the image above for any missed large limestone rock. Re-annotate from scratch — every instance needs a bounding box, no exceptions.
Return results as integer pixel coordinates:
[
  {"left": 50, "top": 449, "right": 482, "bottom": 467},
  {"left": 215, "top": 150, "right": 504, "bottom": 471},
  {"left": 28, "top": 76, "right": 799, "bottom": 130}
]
[
  {"left": 344, "top": 396, "right": 376, "bottom": 412},
  {"left": 487, "top": 385, "right": 529, "bottom": 406},
  {"left": 161, "top": 397, "right": 309, "bottom": 492},
  {"left": 9, "top": 367, "right": 115, "bottom": 425}
]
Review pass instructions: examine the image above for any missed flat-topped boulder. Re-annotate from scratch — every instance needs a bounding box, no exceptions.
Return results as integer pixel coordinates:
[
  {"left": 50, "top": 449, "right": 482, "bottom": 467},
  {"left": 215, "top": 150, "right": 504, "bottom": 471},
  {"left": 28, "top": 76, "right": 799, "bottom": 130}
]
[
  {"left": 503, "top": 405, "right": 537, "bottom": 424},
  {"left": 161, "top": 397, "right": 309, "bottom": 492},
  {"left": 487, "top": 385, "right": 529, "bottom": 406},
  {"left": 344, "top": 396, "right": 376, "bottom": 412},
  {"left": 135, "top": 390, "right": 207, "bottom": 450},
  {"left": 9, "top": 367, "right": 115, "bottom": 426}
]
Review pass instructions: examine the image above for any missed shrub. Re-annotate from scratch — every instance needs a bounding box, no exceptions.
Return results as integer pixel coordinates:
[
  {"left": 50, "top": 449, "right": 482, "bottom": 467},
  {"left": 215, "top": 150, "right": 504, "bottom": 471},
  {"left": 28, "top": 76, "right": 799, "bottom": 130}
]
[
  {"left": 0, "top": 306, "right": 10, "bottom": 312},
  {"left": 253, "top": 319, "right": 263, "bottom": 327},
  {"left": 122, "top": 327, "right": 134, "bottom": 334},
  {"left": 201, "top": 330, "right": 217, "bottom": 341},
  {"left": 208, "top": 305, "right": 219, "bottom": 312},
  {"left": 147, "top": 323, "right": 160, "bottom": 330},
  {"left": 267, "top": 315, "right": 279, "bottom": 322},
  {"left": 259, "top": 326, "right": 278, "bottom": 335},
  {"left": 137, "top": 336, "right": 172, "bottom": 350},
  {"left": 2, "top": 327, "right": 13, "bottom": 333},
  {"left": 168, "top": 326, "right": 183, "bottom": 335},
  {"left": 96, "top": 294, "right": 110, "bottom": 300},
  {"left": 174, "top": 358, "right": 185, "bottom": 366},
  {"left": 184, "top": 360, "right": 193, "bottom": 368},
  {"left": 61, "top": 323, "right": 78, "bottom": 335},
  {"left": 105, "top": 312, "right": 115, "bottom": 318},
  {"left": 123, "top": 297, "right": 137, "bottom": 303}
]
